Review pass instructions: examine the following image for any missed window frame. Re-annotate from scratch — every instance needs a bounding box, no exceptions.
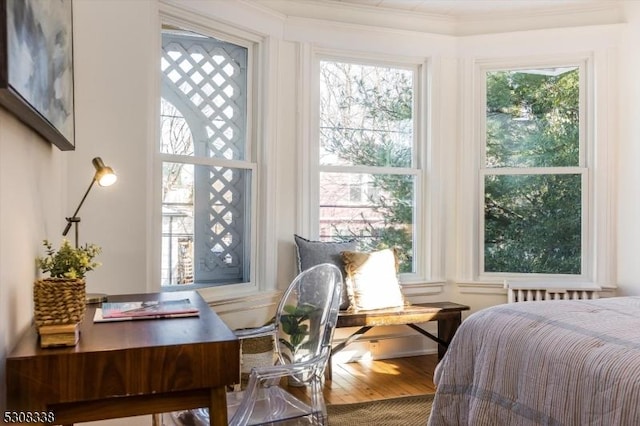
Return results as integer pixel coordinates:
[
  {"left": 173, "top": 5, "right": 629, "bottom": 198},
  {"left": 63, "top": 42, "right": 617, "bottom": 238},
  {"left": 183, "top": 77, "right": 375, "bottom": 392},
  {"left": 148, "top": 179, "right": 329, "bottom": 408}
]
[
  {"left": 475, "top": 56, "right": 593, "bottom": 282},
  {"left": 307, "top": 50, "right": 430, "bottom": 283},
  {"left": 153, "top": 6, "right": 276, "bottom": 299}
]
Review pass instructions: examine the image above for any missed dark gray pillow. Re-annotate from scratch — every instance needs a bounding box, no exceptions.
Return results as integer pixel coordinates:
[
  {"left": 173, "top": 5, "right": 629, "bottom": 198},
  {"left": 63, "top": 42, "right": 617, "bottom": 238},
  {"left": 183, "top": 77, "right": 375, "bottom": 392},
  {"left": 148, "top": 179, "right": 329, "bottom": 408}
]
[{"left": 294, "top": 234, "right": 356, "bottom": 310}]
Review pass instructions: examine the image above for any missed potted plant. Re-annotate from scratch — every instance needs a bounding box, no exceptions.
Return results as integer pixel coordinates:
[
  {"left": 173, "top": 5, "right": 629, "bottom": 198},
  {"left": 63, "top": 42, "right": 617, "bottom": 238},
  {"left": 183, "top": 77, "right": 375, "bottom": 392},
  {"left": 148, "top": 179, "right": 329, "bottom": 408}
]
[
  {"left": 33, "top": 239, "right": 102, "bottom": 331},
  {"left": 279, "top": 302, "right": 318, "bottom": 386}
]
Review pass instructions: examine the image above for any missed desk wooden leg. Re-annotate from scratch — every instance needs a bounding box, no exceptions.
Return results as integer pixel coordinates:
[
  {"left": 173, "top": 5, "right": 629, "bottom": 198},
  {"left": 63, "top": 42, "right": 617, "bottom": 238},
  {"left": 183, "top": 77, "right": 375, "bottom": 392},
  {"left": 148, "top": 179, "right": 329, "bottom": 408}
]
[
  {"left": 209, "top": 386, "right": 228, "bottom": 426},
  {"left": 437, "top": 313, "right": 462, "bottom": 360},
  {"left": 152, "top": 413, "right": 162, "bottom": 426}
]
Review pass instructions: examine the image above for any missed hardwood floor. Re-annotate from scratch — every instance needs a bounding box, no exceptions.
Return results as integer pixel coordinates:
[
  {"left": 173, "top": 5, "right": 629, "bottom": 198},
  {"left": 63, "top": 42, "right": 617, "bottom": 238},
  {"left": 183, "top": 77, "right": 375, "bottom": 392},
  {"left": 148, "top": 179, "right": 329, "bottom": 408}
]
[
  {"left": 162, "top": 355, "right": 438, "bottom": 425},
  {"left": 288, "top": 354, "right": 438, "bottom": 405}
]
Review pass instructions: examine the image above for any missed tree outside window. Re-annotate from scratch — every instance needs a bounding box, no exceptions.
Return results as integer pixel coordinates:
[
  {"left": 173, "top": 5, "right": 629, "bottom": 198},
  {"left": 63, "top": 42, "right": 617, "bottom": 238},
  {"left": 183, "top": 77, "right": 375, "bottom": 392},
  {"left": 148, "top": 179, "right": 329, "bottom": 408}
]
[
  {"left": 483, "top": 66, "right": 583, "bottom": 275},
  {"left": 319, "top": 60, "right": 419, "bottom": 273}
]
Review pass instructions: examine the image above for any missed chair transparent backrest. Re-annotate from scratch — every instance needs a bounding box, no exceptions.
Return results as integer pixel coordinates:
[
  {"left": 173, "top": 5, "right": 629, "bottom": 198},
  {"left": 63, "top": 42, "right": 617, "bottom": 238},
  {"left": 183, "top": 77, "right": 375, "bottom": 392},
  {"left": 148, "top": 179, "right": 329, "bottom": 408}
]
[
  {"left": 274, "top": 263, "right": 343, "bottom": 382},
  {"left": 166, "top": 263, "right": 343, "bottom": 426},
  {"left": 226, "top": 263, "right": 343, "bottom": 425}
]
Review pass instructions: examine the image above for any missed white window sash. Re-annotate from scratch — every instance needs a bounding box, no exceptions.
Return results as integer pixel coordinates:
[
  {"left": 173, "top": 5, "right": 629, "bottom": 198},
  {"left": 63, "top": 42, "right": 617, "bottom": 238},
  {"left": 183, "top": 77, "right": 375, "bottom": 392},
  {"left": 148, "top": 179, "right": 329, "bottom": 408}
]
[
  {"left": 155, "top": 7, "right": 272, "bottom": 297},
  {"left": 311, "top": 53, "right": 425, "bottom": 280},
  {"left": 476, "top": 57, "right": 590, "bottom": 280}
]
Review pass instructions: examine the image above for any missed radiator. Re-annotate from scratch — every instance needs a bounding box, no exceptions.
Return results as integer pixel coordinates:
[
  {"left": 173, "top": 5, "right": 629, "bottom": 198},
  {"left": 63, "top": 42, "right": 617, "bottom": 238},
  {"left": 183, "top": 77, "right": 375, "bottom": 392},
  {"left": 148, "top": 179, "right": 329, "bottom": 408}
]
[{"left": 504, "top": 281, "right": 602, "bottom": 303}]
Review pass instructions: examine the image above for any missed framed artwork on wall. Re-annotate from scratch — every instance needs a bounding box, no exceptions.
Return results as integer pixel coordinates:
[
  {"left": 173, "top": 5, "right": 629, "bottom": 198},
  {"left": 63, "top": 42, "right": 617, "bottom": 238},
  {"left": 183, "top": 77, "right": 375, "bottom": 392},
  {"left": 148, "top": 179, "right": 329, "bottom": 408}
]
[{"left": 0, "top": 0, "right": 74, "bottom": 151}]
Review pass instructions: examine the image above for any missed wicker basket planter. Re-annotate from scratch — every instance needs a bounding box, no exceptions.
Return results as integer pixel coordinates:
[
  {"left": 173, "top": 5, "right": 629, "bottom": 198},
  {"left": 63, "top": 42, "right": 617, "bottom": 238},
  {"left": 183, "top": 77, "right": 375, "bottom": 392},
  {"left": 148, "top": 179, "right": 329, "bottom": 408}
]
[
  {"left": 33, "top": 278, "right": 86, "bottom": 331},
  {"left": 240, "top": 335, "right": 275, "bottom": 388}
]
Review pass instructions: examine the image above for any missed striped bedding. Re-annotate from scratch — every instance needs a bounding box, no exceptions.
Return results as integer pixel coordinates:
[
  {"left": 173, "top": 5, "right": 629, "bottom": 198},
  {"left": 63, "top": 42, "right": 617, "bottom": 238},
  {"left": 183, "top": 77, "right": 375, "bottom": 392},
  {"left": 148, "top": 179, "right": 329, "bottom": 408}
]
[{"left": 428, "top": 297, "right": 640, "bottom": 426}]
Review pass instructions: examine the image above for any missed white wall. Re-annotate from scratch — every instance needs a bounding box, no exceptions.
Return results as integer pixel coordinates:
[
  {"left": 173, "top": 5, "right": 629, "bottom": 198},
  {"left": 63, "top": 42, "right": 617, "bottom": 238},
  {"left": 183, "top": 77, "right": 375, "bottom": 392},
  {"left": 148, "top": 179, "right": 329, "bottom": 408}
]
[
  {"left": 0, "top": 111, "right": 65, "bottom": 413},
  {"left": 70, "top": 0, "right": 156, "bottom": 296},
  {"left": 2, "top": 0, "right": 640, "bottom": 422},
  {"left": 617, "top": 2, "right": 640, "bottom": 296}
]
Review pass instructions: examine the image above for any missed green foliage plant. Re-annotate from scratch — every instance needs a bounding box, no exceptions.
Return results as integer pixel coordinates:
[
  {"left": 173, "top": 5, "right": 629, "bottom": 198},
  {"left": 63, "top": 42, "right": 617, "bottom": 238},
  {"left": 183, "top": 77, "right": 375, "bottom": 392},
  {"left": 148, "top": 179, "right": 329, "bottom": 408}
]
[
  {"left": 36, "top": 239, "right": 102, "bottom": 280},
  {"left": 484, "top": 68, "right": 581, "bottom": 274},
  {"left": 279, "top": 303, "right": 317, "bottom": 363}
]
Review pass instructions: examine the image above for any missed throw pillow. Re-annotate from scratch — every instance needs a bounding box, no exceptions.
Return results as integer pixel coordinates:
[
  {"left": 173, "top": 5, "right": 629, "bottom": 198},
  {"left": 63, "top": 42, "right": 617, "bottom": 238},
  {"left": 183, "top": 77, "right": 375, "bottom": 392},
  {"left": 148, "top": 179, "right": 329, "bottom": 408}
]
[
  {"left": 342, "top": 248, "right": 405, "bottom": 311},
  {"left": 294, "top": 234, "right": 356, "bottom": 310}
]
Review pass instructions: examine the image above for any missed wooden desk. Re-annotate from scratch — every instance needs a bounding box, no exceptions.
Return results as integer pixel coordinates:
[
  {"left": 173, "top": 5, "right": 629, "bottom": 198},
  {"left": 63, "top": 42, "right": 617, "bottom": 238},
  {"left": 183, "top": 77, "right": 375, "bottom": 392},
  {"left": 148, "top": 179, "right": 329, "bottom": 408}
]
[
  {"left": 5, "top": 291, "right": 239, "bottom": 425},
  {"left": 327, "top": 302, "right": 469, "bottom": 380}
]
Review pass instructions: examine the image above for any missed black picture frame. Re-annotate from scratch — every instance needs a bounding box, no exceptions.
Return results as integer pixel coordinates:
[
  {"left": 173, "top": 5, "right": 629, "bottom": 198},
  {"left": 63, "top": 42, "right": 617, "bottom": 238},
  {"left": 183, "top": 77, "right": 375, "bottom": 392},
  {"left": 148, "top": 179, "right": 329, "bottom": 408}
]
[{"left": 0, "top": 0, "right": 74, "bottom": 151}]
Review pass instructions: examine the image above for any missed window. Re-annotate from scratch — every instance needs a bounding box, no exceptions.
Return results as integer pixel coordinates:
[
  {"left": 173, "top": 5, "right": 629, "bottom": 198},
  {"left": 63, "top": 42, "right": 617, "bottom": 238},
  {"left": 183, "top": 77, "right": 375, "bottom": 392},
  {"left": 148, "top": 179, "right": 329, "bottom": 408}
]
[
  {"left": 159, "top": 28, "right": 255, "bottom": 287},
  {"left": 317, "top": 59, "right": 421, "bottom": 274},
  {"left": 481, "top": 64, "right": 585, "bottom": 275}
]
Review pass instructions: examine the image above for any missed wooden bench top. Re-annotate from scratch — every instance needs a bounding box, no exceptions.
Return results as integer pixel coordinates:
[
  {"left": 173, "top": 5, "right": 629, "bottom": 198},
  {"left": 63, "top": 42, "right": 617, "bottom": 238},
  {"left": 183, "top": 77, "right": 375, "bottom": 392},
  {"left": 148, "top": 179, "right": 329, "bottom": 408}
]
[{"left": 337, "top": 302, "right": 470, "bottom": 328}]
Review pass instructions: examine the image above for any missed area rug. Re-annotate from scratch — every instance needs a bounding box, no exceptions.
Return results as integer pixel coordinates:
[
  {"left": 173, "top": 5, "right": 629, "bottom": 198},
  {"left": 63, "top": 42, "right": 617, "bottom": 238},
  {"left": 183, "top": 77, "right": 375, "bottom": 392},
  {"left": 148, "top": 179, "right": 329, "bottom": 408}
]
[{"left": 327, "top": 393, "right": 434, "bottom": 426}]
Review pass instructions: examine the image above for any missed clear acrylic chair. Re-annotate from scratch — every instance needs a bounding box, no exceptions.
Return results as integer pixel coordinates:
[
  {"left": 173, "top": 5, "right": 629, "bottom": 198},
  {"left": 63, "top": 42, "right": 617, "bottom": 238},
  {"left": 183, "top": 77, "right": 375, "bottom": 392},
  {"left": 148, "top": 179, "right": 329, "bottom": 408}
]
[{"left": 168, "top": 262, "right": 343, "bottom": 426}]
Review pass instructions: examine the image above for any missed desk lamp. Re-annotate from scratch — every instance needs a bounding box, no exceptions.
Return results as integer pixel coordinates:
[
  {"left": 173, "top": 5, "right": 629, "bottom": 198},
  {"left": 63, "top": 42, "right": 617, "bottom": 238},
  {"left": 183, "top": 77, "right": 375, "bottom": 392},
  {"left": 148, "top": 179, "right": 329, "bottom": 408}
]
[
  {"left": 62, "top": 157, "right": 117, "bottom": 304},
  {"left": 62, "top": 157, "right": 117, "bottom": 247}
]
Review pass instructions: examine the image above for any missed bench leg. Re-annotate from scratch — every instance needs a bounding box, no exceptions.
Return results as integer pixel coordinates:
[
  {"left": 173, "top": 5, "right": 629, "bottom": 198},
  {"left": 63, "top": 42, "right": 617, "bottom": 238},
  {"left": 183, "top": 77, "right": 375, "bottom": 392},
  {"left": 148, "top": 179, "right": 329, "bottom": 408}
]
[
  {"left": 326, "top": 326, "right": 373, "bottom": 381},
  {"left": 437, "top": 313, "right": 462, "bottom": 360},
  {"left": 406, "top": 323, "right": 448, "bottom": 349}
]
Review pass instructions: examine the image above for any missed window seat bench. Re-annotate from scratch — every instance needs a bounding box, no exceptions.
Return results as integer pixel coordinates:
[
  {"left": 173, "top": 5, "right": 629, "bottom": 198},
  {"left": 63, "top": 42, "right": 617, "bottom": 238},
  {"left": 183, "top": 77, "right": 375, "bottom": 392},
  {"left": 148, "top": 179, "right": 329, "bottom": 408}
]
[{"left": 326, "top": 301, "right": 470, "bottom": 381}]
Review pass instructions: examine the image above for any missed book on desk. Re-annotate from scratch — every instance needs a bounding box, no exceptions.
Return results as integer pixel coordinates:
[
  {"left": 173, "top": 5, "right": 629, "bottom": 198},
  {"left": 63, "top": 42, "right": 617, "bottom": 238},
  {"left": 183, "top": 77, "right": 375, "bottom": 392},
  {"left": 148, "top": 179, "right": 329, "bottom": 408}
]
[{"left": 94, "top": 298, "right": 199, "bottom": 322}]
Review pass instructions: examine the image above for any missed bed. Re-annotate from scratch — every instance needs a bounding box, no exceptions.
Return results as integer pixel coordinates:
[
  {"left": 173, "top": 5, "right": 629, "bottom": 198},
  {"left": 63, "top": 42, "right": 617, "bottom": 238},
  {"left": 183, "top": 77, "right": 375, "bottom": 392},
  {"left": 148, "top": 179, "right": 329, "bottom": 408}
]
[{"left": 428, "top": 296, "right": 640, "bottom": 425}]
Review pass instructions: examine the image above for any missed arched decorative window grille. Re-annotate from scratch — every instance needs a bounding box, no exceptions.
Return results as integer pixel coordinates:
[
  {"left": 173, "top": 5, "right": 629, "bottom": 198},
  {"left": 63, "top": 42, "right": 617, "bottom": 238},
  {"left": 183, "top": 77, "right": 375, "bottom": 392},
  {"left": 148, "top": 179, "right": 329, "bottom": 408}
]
[{"left": 160, "top": 29, "right": 252, "bottom": 286}]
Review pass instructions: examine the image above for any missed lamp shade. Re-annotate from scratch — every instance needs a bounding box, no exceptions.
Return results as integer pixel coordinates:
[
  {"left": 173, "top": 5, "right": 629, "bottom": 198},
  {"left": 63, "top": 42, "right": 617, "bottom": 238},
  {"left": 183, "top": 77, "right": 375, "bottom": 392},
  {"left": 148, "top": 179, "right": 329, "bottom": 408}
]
[{"left": 92, "top": 157, "right": 117, "bottom": 187}]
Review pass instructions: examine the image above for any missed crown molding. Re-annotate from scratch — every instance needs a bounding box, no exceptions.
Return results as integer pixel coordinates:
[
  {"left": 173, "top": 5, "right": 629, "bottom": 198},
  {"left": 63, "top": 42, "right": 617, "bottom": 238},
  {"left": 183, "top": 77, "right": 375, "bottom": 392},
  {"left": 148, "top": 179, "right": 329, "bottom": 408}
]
[{"left": 248, "top": 0, "right": 625, "bottom": 36}]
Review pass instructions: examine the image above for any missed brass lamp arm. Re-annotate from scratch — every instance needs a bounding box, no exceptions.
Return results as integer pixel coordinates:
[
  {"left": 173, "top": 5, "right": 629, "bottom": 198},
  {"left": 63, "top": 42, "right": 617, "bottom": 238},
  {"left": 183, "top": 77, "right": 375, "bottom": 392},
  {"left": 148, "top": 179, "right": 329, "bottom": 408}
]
[{"left": 62, "top": 178, "right": 97, "bottom": 246}]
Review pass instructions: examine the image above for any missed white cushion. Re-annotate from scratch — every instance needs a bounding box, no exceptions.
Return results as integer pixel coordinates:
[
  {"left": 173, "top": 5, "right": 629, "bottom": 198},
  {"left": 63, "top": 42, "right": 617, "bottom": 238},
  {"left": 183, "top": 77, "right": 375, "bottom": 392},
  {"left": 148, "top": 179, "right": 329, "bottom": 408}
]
[{"left": 342, "top": 248, "right": 405, "bottom": 311}]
